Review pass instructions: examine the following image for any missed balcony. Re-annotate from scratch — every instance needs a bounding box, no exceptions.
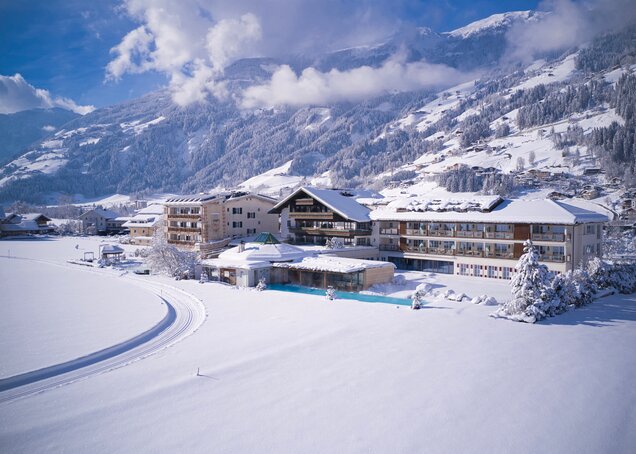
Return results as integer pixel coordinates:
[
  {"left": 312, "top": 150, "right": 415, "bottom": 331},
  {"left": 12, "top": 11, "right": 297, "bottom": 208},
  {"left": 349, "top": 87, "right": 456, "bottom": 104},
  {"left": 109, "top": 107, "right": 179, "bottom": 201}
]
[
  {"left": 167, "top": 226, "right": 200, "bottom": 233},
  {"left": 485, "top": 232, "right": 514, "bottom": 240},
  {"left": 531, "top": 233, "right": 565, "bottom": 242},
  {"left": 405, "top": 229, "right": 427, "bottom": 236},
  {"left": 168, "top": 213, "right": 201, "bottom": 219},
  {"left": 379, "top": 244, "right": 401, "bottom": 251},
  {"left": 289, "top": 211, "right": 334, "bottom": 220},
  {"left": 403, "top": 246, "right": 455, "bottom": 256},
  {"left": 379, "top": 228, "right": 399, "bottom": 235},
  {"left": 290, "top": 227, "right": 371, "bottom": 237},
  {"left": 455, "top": 249, "right": 485, "bottom": 257},
  {"left": 540, "top": 254, "right": 566, "bottom": 263},
  {"left": 427, "top": 230, "right": 455, "bottom": 237},
  {"left": 485, "top": 251, "right": 514, "bottom": 259},
  {"left": 456, "top": 231, "right": 484, "bottom": 239}
]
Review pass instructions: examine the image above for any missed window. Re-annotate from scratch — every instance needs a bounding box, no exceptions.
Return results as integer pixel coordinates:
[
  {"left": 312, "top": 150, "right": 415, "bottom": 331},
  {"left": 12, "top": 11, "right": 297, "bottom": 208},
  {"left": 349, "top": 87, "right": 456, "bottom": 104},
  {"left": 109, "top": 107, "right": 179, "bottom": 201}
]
[
  {"left": 473, "top": 265, "right": 482, "bottom": 277},
  {"left": 487, "top": 266, "right": 497, "bottom": 278},
  {"left": 232, "top": 221, "right": 243, "bottom": 228},
  {"left": 585, "top": 225, "right": 596, "bottom": 235},
  {"left": 585, "top": 244, "right": 595, "bottom": 254},
  {"left": 503, "top": 267, "right": 512, "bottom": 279},
  {"left": 459, "top": 264, "right": 469, "bottom": 276},
  {"left": 232, "top": 207, "right": 243, "bottom": 215},
  {"left": 247, "top": 212, "right": 256, "bottom": 219}
]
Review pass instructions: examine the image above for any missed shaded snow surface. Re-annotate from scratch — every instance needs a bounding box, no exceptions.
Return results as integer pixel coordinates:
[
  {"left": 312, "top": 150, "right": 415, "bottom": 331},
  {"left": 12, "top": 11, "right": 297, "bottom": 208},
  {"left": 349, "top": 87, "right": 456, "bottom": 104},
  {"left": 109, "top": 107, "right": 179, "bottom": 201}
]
[{"left": 1, "top": 237, "right": 635, "bottom": 453}]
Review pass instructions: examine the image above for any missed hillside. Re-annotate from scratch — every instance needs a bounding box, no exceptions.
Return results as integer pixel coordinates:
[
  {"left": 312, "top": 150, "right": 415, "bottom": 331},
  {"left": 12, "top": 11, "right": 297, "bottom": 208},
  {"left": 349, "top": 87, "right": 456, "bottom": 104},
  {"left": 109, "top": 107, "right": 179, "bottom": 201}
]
[{"left": 0, "top": 13, "right": 635, "bottom": 204}]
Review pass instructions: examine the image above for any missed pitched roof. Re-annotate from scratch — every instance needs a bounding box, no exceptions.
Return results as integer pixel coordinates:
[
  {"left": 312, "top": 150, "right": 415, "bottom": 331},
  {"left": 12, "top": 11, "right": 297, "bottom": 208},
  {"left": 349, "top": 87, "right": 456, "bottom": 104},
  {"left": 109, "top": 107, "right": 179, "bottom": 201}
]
[
  {"left": 80, "top": 207, "right": 119, "bottom": 220},
  {"left": 370, "top": 198, "right": 609, "bottom": 225},
  {"left": 270, "top": 187, "right": 371, "bottom": 222}
]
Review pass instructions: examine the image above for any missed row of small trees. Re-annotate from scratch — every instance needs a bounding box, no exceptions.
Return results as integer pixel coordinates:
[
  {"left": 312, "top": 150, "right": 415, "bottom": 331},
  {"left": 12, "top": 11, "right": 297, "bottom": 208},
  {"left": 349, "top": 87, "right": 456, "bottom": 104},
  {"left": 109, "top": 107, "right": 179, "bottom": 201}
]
[{"left": 494, "top": 240, "right": 636, "bottom": 323}]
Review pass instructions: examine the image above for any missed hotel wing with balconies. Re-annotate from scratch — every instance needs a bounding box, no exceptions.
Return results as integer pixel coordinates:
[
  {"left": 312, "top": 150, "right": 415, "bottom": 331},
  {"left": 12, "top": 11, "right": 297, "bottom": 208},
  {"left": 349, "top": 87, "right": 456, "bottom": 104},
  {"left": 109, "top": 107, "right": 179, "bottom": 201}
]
[{"left": 371, "top": 197, "right": 608, "bottom": 279}]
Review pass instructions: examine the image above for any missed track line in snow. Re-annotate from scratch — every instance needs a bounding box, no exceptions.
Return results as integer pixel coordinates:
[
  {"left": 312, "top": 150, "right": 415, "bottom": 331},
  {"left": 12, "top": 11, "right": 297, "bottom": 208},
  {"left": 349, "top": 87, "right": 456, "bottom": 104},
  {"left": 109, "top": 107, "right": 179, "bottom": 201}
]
[{"left": 0, "top": 255, "right": 206, "bottom": 404}]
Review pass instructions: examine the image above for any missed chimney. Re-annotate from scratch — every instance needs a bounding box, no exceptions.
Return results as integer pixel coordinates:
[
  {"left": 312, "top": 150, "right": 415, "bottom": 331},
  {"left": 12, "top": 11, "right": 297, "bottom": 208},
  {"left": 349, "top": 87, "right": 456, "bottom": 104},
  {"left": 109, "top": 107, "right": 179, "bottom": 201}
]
[{"left": 238, "top": 241, "right": 245, "bottom": 253}]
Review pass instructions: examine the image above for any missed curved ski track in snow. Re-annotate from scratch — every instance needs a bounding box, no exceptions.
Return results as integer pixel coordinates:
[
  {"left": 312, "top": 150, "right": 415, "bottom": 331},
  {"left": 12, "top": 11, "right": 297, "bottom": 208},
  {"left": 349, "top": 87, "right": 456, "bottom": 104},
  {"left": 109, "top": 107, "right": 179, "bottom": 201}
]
[{"left": 0, "top": 256, "right": 206, "bottom": 404}]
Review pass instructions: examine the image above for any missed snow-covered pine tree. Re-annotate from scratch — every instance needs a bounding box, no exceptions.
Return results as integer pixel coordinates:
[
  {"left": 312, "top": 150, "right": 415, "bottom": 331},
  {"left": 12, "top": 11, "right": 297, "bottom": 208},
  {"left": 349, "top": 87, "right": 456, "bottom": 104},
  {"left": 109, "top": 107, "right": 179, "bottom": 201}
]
[
  {"left": 326, "top": 286, "right": 336, "bottom": 300},
  {"left": 256, "top": 277, "right": 267, "bottom": 291},
  {"left": 493, "top": 239, "right": 561, "bottom": 323}
]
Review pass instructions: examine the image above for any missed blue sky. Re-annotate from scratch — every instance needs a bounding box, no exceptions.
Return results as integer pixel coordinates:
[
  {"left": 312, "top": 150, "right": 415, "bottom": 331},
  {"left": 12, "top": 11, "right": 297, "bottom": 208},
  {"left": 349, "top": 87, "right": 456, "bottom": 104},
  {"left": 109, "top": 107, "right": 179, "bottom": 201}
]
[{"left": 0, "top": 0, "right": 540, "bottom": 109}]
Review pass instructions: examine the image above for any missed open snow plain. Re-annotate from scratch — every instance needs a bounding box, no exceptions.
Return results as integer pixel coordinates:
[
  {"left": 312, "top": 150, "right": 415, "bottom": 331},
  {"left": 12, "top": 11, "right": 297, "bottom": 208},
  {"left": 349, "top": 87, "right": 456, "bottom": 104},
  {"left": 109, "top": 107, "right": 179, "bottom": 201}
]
[{"left": 1, "top": 237, "right": 635, "bottom": 453}]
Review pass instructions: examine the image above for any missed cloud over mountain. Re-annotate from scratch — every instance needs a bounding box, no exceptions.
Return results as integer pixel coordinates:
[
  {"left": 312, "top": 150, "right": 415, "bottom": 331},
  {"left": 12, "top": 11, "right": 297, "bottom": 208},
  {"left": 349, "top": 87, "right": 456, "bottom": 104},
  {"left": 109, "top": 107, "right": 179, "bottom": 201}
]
[
  {"left": 0, "top": 74, "right": 94, "bottom": 115},
  {"left": 241, "top": 56, "right": 472, "bottom": 108}
]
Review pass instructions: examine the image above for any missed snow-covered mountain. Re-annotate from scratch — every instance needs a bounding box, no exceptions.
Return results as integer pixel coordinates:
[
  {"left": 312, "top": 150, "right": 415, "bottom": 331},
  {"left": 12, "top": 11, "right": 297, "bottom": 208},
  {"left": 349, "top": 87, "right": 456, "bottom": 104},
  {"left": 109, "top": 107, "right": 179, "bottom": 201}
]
[
  {"left": 0, "top": 108, "right": 79, "bottom": 166},
  {"left": 1, "top": 11, "right": 635, "bottom": 204}
]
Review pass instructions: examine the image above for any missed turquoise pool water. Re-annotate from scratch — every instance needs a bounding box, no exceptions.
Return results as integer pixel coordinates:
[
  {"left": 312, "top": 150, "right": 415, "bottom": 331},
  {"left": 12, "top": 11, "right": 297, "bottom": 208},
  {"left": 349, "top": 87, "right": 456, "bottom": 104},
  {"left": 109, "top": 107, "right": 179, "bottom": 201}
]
[{"left": 268, "top": 283, "right": 413, "bottom": 306}]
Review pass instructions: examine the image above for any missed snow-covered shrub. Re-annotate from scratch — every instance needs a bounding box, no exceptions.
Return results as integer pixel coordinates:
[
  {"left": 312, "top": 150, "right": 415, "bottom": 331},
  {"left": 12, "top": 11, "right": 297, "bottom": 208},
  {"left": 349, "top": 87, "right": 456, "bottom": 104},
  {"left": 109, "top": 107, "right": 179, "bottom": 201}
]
[
  {"left": 325, "top": 237, "right": 344, "bottom": 249},
  {"left": 146, "top": 236, "right": 199, "bottom": 278},
  {"left": 443, "top": 289, "right": 455, "bottom": 299},
  {"left": 256, "top": 278, "right": 267, "bottom": 291},
  {"left": 199, "top": 270, "right": 209, "bottom": 284},
  {"left": 493, "top": 240, "right": 563, "bottom": 323},
  {"left": 411, "top": 292, "right": 422, "bottom": 310},
  {"left": 471, "top": 295, "right": 498, "bottom": 306},
  {"left": 587, "top": 258, "right": 636, "bottom": 294},
  {"left": 392, "top": 275, "right": 406, "bottom": 285},
  {"left": 326, "top": 287, "right": 336, "bottom": 300},
  {"left": 415, "top": 283, "right": 431, "bottom": 294},
  {"left": 587, "top": 258, "right": 612, "bottom": 288}
]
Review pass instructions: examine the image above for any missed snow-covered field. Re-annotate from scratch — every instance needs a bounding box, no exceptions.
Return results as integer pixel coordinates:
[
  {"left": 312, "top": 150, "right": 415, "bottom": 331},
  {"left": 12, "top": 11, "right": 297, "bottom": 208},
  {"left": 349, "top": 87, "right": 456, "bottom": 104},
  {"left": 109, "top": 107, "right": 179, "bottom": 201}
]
[
  {"left": 0, "top": 257, "right": 165, "bottom": 378},
  {"left": 1, "top": 237, "right": 635, "bottom": 453}
]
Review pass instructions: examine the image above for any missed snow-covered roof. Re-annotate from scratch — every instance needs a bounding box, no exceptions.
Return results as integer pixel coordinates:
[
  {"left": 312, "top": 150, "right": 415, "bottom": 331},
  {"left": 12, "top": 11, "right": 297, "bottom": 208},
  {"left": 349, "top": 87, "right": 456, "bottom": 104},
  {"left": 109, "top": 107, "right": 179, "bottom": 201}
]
[
  {"left": 205, "top": 241, "right": 309, "bottom": 270},
  {"left": 122, "top": 214, "right": 162, "bottom": 228},
  {"left": 0, "top": 220, "right": 48, "bottom": 232},
  {"left": 270, "top": 187, "right": 371, "bottom": 222},
  {"left": 386, "top": 195, "right": 502, "bottom": 213},
  {"left": 164, "top": 194, "right": 218, "bottom": 204},
  {"left": 371, "top": 198, "right": 609, "bottom": 225},
  {"left": 99, "top": 244, "right": 124, "bottom": 254},
  {"left": 273, "top": 256, "right": 395, "bottom": 273},
  {"left": 20, "top": 213, "right": 52, "bottom": 222},
  {"left": 136, "top": 204, "right": 164, "bottom": 215},
  {"left": 80, "top": 207, "right": 119, "bottom": 220}
]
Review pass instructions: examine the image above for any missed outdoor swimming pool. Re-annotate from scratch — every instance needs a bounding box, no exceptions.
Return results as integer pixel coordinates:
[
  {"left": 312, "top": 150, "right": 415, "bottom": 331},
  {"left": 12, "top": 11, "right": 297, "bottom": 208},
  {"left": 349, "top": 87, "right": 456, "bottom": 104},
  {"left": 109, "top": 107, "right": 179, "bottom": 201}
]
[{"left": 267, "top": 283, "right": 414, "bottom": 306}]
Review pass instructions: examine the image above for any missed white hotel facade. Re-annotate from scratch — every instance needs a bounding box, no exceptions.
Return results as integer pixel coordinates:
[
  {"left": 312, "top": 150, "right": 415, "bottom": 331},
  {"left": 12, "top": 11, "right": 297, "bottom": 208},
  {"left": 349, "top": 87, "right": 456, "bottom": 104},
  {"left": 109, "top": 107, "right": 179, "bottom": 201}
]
[
  {"left": 370, "top": 197, "right": 608, "bottom": 279},
  {"left": 272, "top": 187, "right": 609, "bottom": 280}
]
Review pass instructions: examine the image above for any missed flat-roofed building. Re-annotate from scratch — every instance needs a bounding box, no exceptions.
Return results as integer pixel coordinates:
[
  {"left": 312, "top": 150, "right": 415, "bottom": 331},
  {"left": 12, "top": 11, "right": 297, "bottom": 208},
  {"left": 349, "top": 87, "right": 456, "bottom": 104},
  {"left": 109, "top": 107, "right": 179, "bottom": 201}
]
[{"left": 163, "top": 192, "right": 280, "bottom": 253}]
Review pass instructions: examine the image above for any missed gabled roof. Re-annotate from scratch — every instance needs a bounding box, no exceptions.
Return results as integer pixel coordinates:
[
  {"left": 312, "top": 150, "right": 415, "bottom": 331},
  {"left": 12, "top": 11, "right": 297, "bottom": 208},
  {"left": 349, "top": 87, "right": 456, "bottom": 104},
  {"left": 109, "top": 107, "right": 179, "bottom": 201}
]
[
  {"left": 79, "top": 207, "right": 119, "bottom": 220},
  {"left": 371, "top": 198, "right": 609, "bottom": 225},
  {"left": 270, "top": 187, "right": 370, "bottom": 222},
  {"left": 21, "top": 213, "right": 52, "bottom": 222}
]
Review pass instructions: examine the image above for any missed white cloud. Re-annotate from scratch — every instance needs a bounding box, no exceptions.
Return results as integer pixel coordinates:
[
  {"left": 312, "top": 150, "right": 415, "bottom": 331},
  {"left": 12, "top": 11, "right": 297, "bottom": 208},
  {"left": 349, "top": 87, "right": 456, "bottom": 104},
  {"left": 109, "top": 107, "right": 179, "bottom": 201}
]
[
  {"left": 241, "top": 56, "right": 471, "bottom": 108},
  {"left": 0, "top": 74, "right": 95, "bottom": 115},
  {"left": 42, "top": 125, "right": 56, "bottom": 132},
  {"left": 506, "top": 0, "right": 636, "bottom": 61},
  {"left": 107, "top": 0, "right": 411, "bottom": 106},
  {"left": 107, "top": 1, "right": 261, "bottom": 105}
]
